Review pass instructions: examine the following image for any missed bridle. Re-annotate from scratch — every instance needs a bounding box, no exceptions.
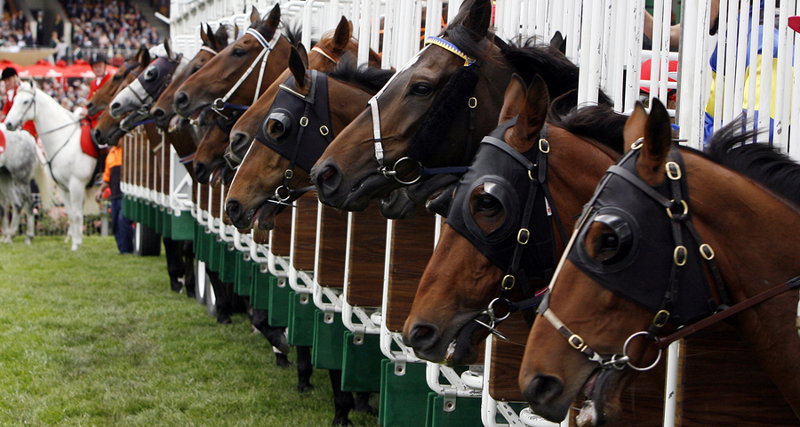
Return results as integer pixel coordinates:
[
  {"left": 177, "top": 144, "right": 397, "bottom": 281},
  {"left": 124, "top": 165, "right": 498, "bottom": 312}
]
[
  {"left": 253, "top": 70, "right": 333, "bottom": 204},
  {"left": 368, "top": 36, "right": 478, "bottom": 185},
  {"left": 123, "top": 55, "right": 183, "bottom": 110},
  {"left": 444, "top": 118, "right": 567, "bottom": 339},
  {"left": 210, "top": 27, "right": 281, "bottom": 117},
  {"left": 538, "top": 139, "right": 800, "bottom": 375}
]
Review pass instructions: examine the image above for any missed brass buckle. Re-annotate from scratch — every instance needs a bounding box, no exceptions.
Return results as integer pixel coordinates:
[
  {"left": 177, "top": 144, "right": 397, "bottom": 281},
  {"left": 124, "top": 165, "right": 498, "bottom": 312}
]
[
  {"left": 630, "top": 137, "right": 644, "bottom": 150},
  {"left": 652, "top": 309, "right": 670, "bottom": 327},
  {"left": 665, "top": 199, "right": 689, "bottom": 219},
  {"left": 468, "top": 97, "right": 478, "bottom": 109},
  {"left": 568, "top": 334, "right": 586, "bottom": 351},
  {"left": 673, "top": 245, "right": 687, "bottom": 266},
  {"left": 517, "top": 228, "right": 530, "bottom": 245},
  {"left": 319, "top": 125, "right": 329, "bottom": 135},
  {"left": 299, "top": 116, "right": 309, "bottom": 127},
  {"left": 665, "top": 161, "right": 681, "bottom": 180},
  {"left": 501, "top": 274, "right": 515, "bottom": 290},
  {"left": 284, "top": 169, "right": 294, "bottom": 180},
  {"left": 699, "top": 243, "right": 715, "bottom": 260},
  {"left": 538, "top": 138, "right": 550, "bottom": 153}
]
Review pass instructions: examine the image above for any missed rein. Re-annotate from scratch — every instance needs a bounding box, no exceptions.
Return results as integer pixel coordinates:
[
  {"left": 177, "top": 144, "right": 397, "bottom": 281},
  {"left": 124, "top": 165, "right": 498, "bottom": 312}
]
[
  {"left": 368, "top": 36, "right": 477, "bottom": 185},
  {"left": 210, "top": 28, "right": 281, "bottom": 118}
]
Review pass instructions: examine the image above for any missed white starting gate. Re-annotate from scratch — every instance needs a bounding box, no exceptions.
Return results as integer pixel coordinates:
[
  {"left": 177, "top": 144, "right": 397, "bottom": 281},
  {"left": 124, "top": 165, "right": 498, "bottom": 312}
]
[{"left": 118, "top": 1, "right": 800, "bottom": 426}]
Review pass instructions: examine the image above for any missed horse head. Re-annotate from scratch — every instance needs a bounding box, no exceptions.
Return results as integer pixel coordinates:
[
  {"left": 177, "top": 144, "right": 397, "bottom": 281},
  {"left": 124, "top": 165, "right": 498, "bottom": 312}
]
[
  {"left": 151, "top": 23, "right": 230, "bottom": 129},
  {"left": 173, "top": 4, "right": 289, "bottom": 119},
  {"left": 87, "top": 47, "right": 150, "bottom": 117},
  {"left": 4, "top": 82, "right": 38, "bottom": 131}
]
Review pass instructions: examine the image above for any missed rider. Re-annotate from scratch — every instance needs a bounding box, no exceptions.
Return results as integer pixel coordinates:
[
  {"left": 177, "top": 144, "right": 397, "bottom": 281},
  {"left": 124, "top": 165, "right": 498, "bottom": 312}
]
[
  {"left": 87, "top": 52, "right": 111, "bottom": 127},
  {"left": 1, "top": 67, "right": 37, "bottom": 137}
]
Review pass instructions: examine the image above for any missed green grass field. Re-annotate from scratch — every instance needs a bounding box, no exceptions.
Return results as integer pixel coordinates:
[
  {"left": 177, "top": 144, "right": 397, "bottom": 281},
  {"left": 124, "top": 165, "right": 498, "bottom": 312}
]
[{"left": 0, "top": 235, "right": 376, "bottom": 426}]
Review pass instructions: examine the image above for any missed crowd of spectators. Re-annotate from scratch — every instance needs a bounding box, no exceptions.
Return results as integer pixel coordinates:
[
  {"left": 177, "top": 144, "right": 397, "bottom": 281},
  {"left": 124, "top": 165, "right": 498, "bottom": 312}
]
[
  {"left": 63, "top": 0, "right": 161, "bottom": 60},
  {"left": 0, "top": 10, "right": 35, "bottom": 49}
]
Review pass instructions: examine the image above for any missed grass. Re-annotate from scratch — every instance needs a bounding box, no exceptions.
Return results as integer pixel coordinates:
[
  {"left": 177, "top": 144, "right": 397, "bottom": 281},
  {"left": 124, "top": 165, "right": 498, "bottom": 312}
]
[{"left": 0, "top": 236, "right": 377, "bottom": 426}]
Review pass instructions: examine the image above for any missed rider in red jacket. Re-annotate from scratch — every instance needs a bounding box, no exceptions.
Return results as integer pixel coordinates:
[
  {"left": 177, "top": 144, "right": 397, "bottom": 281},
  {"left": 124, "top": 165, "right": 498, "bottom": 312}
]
[{"left": 1, "top": 67, "right": 37, "bottom": 138}]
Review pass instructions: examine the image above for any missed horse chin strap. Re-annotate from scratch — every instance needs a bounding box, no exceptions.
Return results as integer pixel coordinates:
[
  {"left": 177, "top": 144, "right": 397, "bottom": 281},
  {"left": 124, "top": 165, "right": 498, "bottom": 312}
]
[
  {"left": 211, "top": 28, "right": 280, "bottom": 118},
  {"left": 369, "top": 36, "right": 476, "bottom": 184}
]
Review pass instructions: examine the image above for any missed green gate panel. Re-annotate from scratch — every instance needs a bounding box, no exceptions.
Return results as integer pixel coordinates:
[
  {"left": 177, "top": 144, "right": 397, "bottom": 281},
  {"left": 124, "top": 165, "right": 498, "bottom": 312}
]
[
  {"left": 379, "top": 361, "right": 430, "bottom": 427},
  {"left": 252, "top": 265, "right": 271, "bottom": 310},
  {"left": 268, "top": 277, "right": 290, "bottom": 327},
  {"left": 194, "top": 223, "right": 206, "bottom": 262},
  {"left": 425, "top": 392, "right": 437, "bottom": 427},
  {"left": 287, "top": 291, "right": 315, "bottom": 347},
  {"left": 207, "top": 234, "right": 220, "bottom": 273},
  {"left": 341, "top": 331, "right": 384, "bottom": 393},
  {"left": 154, "top": 206, "right": 164, "bottom": 235},
  {"left": 312, "top": 310, "right": 347, "bottom": 370},
  {"left": 234, "top": 254, "right": 255, "bottom": 298},
  {"left": 160, "top": 209, "right": 172, "bottom": 239},
  {"left": 219, "top": 243, "right": 237, "bottom": 283},
  {"left": 122, "top": 195, "right": 133, "bottom": 221},
  {"left": 170, "top": 211, "right": 194, "bottom": 241},
  {"left": 428, "top": 395, "right": 482, "bottom": 427}
]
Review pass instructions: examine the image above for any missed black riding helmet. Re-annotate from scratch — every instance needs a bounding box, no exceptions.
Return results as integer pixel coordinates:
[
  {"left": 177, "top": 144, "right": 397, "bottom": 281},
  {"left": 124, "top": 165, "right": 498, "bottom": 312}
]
[
  {"left": 89, "top": 52, "right": 107, "bottom": 65},
  {"left": 1, "top": 67, "right": 18, "bottom": 80}
]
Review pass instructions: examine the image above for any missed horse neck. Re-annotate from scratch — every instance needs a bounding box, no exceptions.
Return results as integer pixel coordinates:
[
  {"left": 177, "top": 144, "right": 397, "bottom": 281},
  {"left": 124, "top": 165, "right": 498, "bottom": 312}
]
[
  {"left": 546, "top": 125, "right": 619, "bottom": 238},
  {"left": 330, "top": 81, "right": 373, "bottom": 135},
  {"left": 30, "top": 90, "right": 77, "bottom": 151},
  {"left": 682, "top": 150, "right": 800, "bottom": 409}
]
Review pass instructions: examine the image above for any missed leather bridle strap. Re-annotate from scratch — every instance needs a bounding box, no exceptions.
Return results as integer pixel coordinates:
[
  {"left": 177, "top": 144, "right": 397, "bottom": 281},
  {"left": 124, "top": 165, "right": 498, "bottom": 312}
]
[
  {"left": 199, "top": 46, "right": 217, "bottom": 56},
  {"left": 656, "top": 275, "right": 800, "bottom": 348},
  {"left": 211, "top": 28, "right": 280, "bottom": 116},
  {"left": 311, "top": 46, "right": 338, "bottom": 64}
]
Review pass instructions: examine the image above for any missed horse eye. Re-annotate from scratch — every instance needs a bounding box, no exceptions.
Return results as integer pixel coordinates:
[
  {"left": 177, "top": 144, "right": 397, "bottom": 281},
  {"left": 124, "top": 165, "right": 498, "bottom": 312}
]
[
  {"left": 593, "top": 232, "right": 620, "bottom": 264},
  {"left": 145, "top": 70, "right": 157, "bottom": 81},
  {"left": 113, "top": 74, "right": 122, "bottom": 81},
  {"left": 192, "top": 65, "right": 202, "bottom": 73},
  {"left": 474, "top": 194, "right": 501, "bottom": 214},
  {"left": 232, "top": 47, "right": 246, "bottom": 57},
  {"left": 410, "top": 82, "right": 433, "bottom": 96},
  {"left": 588, "top": 214, "right": 633, "bottom": 265},
  {"left": 268, "top": 119, "right": 285, "bottom": 137}
]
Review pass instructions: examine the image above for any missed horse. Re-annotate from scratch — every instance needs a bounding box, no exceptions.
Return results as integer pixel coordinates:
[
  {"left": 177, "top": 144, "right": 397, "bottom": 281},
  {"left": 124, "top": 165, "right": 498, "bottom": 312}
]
[
  {"left": 311, "top": 0, "right": 600, "bottom": 216},
  {"left": 224, "top": 49, "right": 392, "bottom": 230},
  {"left": 402, "top": 75, "right": 626, "bottom": 366},
  {"left": 0, "top": 123, "right": 39, "bottom": 243},
  {"left": 5, "top": 82, "right": 96, "bottom": 251},
  {"left": 150, "top": 23, "right": 231, "bottom": 129},
  {"left": 86, "top": 46, "right": 151, "bottom": 117},
  {"left": 519, "top": 99, "right": 800, "bottom": 424},
  {"left": 173, "top": 5, "right": 290, "bottom": 121},
  {"left": 222, "top": 16, "right": 382, "bottom": 168}
]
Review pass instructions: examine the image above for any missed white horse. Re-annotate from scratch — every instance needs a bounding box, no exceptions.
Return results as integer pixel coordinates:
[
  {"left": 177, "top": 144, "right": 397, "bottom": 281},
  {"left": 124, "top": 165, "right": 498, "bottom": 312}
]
[
  {"left": 5, "top": 82, "right": 97, "bottom": 250},
  {"left": 0, "top": 123, "right": 39, "bottom": 243}
]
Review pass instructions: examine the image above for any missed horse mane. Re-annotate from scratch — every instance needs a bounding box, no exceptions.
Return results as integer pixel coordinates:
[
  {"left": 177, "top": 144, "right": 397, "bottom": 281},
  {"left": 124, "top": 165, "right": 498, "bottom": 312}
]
[
  {"left": 549, "top": 102, "right": 627, "bottom": 154},
  {"left": 439, "top": 26, "right": 497, "bottom": 62},
  {"left": 329, "top": 52, "right": 395, "bottom": 94},
  {"left": 282, "top": 21, "right": 314, "bottom": 47},
  {"left": 705, "top": 119, "right": 800, "bottom": 207},
  {"left": 502, "top": 37, "right": 612, "bottom": 105}
]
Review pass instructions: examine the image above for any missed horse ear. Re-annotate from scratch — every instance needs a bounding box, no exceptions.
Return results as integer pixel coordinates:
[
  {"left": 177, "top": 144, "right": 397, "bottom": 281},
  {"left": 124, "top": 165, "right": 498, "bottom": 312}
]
[
  {"left": 250, "top": 7, "right": 261, "bottom": 26},
  {"left": 549, "top": 31, "right": 566, "bottom": 54},
  {"left": 263, "top": 3, "right": 281, "bottom": 31},
  {"left": 515, "top": 74, "right": 549, "bottom": 142},
  {"left": 233, "top": 23, "right": 240, "bottom": 40},
  {"left": 200, "top": 24, "right": 210, "bottom": 46},
  {"left": 548, "top": 89, "right": 577, "bottom": 121},
  {"left": 215, "top": 25, "right": 229, "bottom": 47},
  {"left": 623, "top": 102, "right": 647, "bottom": 153},
  {"left": 450, "top": 0, "right": 492, "bottom": 40},
  {"left": 164, "top": 37, "right": 173, "bottom": 59},
  {"left": 289, "top": 46, "right": 307, "bottom": 89},
  {"left": 333, "top": 16, "right": 352, "bottom": 51},
  {"left": 137, "top": 46, "right": 151, "bottom": 67},
  {"left": 636, "top": 98, "right": 673, "bottom": 183},
  {"left": 296, "top": 43, "right": 309, "bottom": 68},
  {"left": 498, "top": 74, "right": 526, "bottom": 124}
]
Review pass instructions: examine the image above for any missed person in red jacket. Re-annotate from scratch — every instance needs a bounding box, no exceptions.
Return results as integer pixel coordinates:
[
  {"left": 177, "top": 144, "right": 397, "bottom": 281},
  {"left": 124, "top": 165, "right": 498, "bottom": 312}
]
[
  {"left": 1, "top": 67, "right": 37, "bottom": 138},
  {"left": 87, "top": 52, "right": 111, "bottom": 127}
]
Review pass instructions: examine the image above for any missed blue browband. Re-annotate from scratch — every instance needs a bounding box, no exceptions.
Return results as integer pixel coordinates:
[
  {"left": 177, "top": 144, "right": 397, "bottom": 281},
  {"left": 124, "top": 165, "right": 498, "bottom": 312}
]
[{"left": 424, "top": 36, "right": 477, "bottom": 66}]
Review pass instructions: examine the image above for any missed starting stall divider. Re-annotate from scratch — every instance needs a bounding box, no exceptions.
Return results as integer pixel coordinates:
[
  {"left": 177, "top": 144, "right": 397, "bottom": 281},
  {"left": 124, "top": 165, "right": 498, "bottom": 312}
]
[{"left": 115, "top": 0, "right": 800, "bottom": 425}]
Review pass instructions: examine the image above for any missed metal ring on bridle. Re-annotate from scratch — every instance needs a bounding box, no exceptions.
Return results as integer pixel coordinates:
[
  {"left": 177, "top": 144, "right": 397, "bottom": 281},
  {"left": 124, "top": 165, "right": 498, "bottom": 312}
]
[
  {"left": 212, "top": 98, "right": 225, "bottom": 111},
  {"left": 630, "top": 137, "right": 644, "bottom": 150},
  {"left": 622, "top": 331, "right": 662, "bottom": 371},
  {"left": 274, "top": 185, "right": 292, "bottom": 202},
  {"left": 487, "top": 298, "right": 511, "bottom": 323},
  {"left": 666, "top": 199, "right": 689, "bottom": 219},
  {"left": 381, "top": 157, "right": 422, "bottom": 185}
]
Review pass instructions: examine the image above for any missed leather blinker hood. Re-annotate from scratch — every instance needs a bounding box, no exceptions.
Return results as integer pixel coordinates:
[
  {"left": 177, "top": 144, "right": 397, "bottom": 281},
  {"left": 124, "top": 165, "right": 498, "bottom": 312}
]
[
  {"left": 254, "top": 70, "right": 333, "bottom": 173},
  {"left": 139, "top": 56, "right": 180, "bottom": 98},
  {"left": 445, "top": 117, "right": 558, "bottom": 289},
  {"left": 567, "top": 149, "right": 714, "bottom": 325}
]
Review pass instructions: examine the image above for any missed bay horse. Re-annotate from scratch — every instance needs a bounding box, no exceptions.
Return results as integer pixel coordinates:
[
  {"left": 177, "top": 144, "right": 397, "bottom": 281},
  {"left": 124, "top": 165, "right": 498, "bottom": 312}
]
[
  {"left": 402, "top": 75, "right": 625, "bottom": 365},
  {"left": 224, "top": 48, "right": 392, "bottom": 230},
  {"left": 86, "top": 46, "right": 151, "bottom": 117},
  {"left": 0, "top": 123, "right": 39, "bottom": 243},
  {"left": 222, "top": 16, "right": 382, "bottom": 168},
  {"left": 520, "top": 99, "right": 800, "bottom": 424},
  {"left": 173, "top": 5, "right": 290, "bottom": 120},
  {"left": 150, "top": 23, "right": 230, "bottom": 129},
  {"left": 5, "top": 82, "right": 96, "bottom": 250},
  {"left": 311, "top": 0, "right": 601, "bottom": 215}
]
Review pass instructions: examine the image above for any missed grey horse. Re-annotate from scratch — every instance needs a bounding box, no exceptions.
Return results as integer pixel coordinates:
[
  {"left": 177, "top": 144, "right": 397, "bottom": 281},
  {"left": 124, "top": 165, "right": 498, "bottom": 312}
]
[{"left": 0, "top": 124, "right": 40, "bottom": 244}]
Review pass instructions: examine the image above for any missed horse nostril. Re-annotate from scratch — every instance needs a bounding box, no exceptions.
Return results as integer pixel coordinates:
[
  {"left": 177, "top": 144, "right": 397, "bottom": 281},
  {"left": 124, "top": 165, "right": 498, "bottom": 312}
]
[
  {"left": 151, "top": 107, "right": 165, "bottom": 118},
  {"left": 524, "top": 374, "right": 565, "bottom": 407},
  {"left": 314, "top": 162, "right": 342, "bottom": 196},
  {"left": 226, "top": 199, "right": 242, "bottom": 223},
  {"left": 111, "top": 102, "right": 121, "bottom": 110},
  {"left": 405, "top": 322, "right": 438, "bottom": 351},
  {"left": 230, "top": 132, "right": 250, "bottom": 154}
]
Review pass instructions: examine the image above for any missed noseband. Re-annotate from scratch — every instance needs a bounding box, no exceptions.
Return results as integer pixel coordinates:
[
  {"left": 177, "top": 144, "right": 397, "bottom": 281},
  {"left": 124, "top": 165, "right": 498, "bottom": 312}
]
[
  {"left": 368, "top": 36, "right": 478, "bottom": 185},
  {"left": 211, "top": 28, "right": 281, "bottom": 117}
]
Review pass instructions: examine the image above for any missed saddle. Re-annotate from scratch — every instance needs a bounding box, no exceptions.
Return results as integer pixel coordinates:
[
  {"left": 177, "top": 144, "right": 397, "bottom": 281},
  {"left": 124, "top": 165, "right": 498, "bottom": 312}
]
[
  {"left": 0, "top": 129, "right": 6, "bottom": 155},
  {"left": 80, "top": 119, "right": 101, "bottom": 159}
]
